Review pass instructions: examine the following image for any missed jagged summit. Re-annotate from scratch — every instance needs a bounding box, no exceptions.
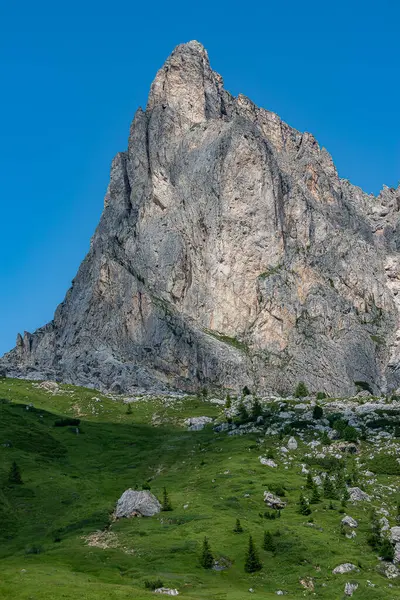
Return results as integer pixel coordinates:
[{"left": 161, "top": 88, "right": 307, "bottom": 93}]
[{"left": 2, "top": 42, "right": 400, "bottom": 396}]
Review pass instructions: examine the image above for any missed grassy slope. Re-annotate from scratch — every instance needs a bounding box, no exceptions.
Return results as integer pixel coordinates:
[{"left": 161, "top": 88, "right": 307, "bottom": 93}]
[{"left": 0, "top": 379, "right": 399, "bottom": 599}]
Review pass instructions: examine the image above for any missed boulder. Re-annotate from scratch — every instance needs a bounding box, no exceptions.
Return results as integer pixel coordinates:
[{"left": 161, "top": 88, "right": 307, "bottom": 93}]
[
  {"left": 259, "top": 457, "right": 277, "bottom": 468},
  {"left": 115, "top": 489, "right": 161, "bottom": 518},
  {"left": 390, "top": 526, "right": 400, "bottom": 543},
  {"left": 263, "top": 491, "right": 286, "bottom": 509},
  {"left": 347, "top": 487, "right": 371, "bottom": 502},
  {"left": 341, "top": 516, "right": 358, "bottom": 528},
  {"left": 344, "top": 582, "right": 358, "bottom": 596},
  {"left": 184, "top": 416, "right": 213, "bottom": 431},
  {"left": 332, "top": 563, "right": 358, "bottom": 574},
  {"left": 287, "top": 437, "right": 298, "bottom": 450},
  {"left": 154, "top": 588, "right": 179, "bottom": 595}
]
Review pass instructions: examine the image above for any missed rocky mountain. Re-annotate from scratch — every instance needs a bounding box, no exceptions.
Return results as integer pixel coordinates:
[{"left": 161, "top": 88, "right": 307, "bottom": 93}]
[{"left": 2, "top": 40, "right": 400, "bottom": 396}]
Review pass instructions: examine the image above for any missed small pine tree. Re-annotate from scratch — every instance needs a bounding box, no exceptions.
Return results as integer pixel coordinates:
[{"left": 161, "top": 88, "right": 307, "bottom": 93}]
[
  {"left": 343, "top": 425, "right": 358, "bottom": 443},
  {"left": 251, "top": 398, "right": 262, "bottom": 420},
  {"left": 316, "top": 391, "right": 327, "bottom": 400},
  {"left": 237, "top": 400, "right": 249, "bottom": 424},
  {"left": 295, "top": 381, "right": 309, "bottom": 398},
  {"left": 380, "top": 538, "right": 395, "bottom": 562},
  {"left": 310, "top": 485, "right": 321, "bottom": 504},
  {"left": 200, "top": 537, "right": 214, "bottom": 569},
  {"left": 8, "top": 461, "right": 22, "bottom": 485},
  {"left": 225, "top": 394, "right": 232, "bottom": 409},
  {"left": 162, "top": 487, "right": 172, "bottom": 511},
  {"left": 312, "top": 404, "right": 323, "bottom": 419},
  {"left": 242, "top": 386, "right": 251, "bottom": 397},
  {"left": 323, "top": 476, "right": 337, "bottom": 499},
  {"left": 305, "top": 472, "right": 314, "bottom": 489},
  {"left": 367, "top": 509, "right": 382, "bottom": 550},
  {"left": 201, "top": 387, "right": 208, "bottom": 399},
  {"left": 233, "top": 518, "right": 243, "bottom": 533},
  {"left": 321, "top": 430, "right": 331, "bottom": 445},
  {"left": 262, "top": 530, "right": 276, "bottom": 552},
  {"left": 244, "top": 535, "right": 262, "bottom": 573},
  {"left": 126, "top": 403, "right": 132, "bottom": 415},
  {"left": 341, "top": 488, "right": 350, "bottom": 507},
  {"left": 298, "top": 494, "right": 311, "bottom": 515}
]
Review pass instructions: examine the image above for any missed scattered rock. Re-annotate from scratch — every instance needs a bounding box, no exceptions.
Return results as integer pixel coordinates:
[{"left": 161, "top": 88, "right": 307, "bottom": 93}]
[
  {"left": 391, "top": 527, "right": 400, "bottom": 543},
  {"left": 299, "top": 577, "right": 314, "bottom": 591},
  {"left": 344, "top": 582, "right": 358, "bottom": 596},
  {"left": 263, "top": 491, "right": 286, "bottom": 509},
  {"left": 154, "top": 588, "right": 179, "bottom": 595},
  {"left": 259, "top": 457, "right": 277, "bottom": 468},
  {"left": 38, "top": 381, "right": 60, "bottom": 393},
  {"left": 332, "top": 563, "right": 358, "bottom": 574},
  {"left": 184, "top": 416, "right": 213, "bottom": 431},
  {"left": 83, "top": 530, "right": 118, "bottom": 549},
  {"left": 287, "top": 437, "right": 298, "bottom": 450},
  {"left": 347, "top": 487, "right": 371, "bottom": 502},
  {"left": 341, "top": 516, "right": 358, "bottom": 528},
  {"left": 115, "top": 489, "right": 161, "bottom": 518},
  {"left": 384, "top": 563, "right": 400, "bottom": 579}
]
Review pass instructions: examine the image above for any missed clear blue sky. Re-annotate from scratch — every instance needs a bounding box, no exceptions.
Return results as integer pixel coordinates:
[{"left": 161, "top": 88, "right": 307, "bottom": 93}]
[{"left": 0, "top": 0, "right": 399, "bottom": 356}]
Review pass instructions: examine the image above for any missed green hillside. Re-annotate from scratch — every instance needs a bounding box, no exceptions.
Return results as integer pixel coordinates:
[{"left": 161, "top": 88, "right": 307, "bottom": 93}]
[{"left": 0, "top": 378, "right": 399, "bottom": 599}]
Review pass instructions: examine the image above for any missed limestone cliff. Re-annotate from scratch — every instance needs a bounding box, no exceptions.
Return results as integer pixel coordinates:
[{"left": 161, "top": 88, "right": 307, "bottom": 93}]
[{"left": 2, "top": 41, "right": 400, "bottom": 396}]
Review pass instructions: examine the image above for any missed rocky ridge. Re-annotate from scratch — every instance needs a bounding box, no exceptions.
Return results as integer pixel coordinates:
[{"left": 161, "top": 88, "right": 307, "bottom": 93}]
[{"left": 2, "top": 40, "right": 400, "bottom": 396}]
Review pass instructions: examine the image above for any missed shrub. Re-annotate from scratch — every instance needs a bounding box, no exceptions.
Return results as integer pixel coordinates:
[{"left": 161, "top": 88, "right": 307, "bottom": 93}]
[
  {"left": 298, "top": 494, "right": 311, "bottom": 516},
  {"left": 312, "top": 405, "right": 323, "bottom": 419},
  {"left": 144, "top": 579, "right": 164, "bottom": 590},
  {"left": 242, "top": 386, "right": 251, "bottom": 397},
  {"left": 162, "top": 487, "right": 172, "bottom": 511},
  {"left": 316, "top": 392, "right": 327, "bottom": 400},
  {"left": 263, "top": 530, "right": 276, "bottom": 552},
  {"left": 8, "top": 461, "right": 23, "bottom": 485},
  {"left": 142, "top": 482, "right": 151, "bottom": 490},
  {"left": 233, "top": 518, "right": 243, "bottom": 533},
  {"left": 25, "top": 545, "right": 42, "bottom": 555},
  {"left": 225, "top": 394, "right": 232, "bottom": 409},
  {"left": 343, "top": 425, "right": 358, "bottom": 443},
  {"left": 295, "top": 382, "right": 309, "bottom": 398},
  {"left": 305, "top": 472, "right": 314, "bottom": 489},
  {"left": 310, "top": 486, "right": 321, "bottom": 504},
  {"left": 380, "top": 538, "right": 395, "bottom": 561},
  {"left": 244, "top": 535, "right": 262, "bottom": 572},
  {"left": 237, "top": 401, "right": 249, "bottom": 424},
  {"left": 54, "top": 418, "right": 80, "bottom": 427},
  {"left": 200, "top": 537, "right": 214, "bottom": 569},
  {"left": 251, "top": 398, "right": 263, "bottom": 420}
]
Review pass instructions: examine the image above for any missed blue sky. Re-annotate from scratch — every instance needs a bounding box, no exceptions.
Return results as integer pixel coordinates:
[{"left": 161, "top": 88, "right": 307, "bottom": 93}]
[{"left": 0, "top": 0, "right": 399, "bottom": 356}]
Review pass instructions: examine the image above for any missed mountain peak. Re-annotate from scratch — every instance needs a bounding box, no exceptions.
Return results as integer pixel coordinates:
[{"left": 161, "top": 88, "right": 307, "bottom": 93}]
[{"left": 147, "top": 40, "right": 223, "bottom": 124}]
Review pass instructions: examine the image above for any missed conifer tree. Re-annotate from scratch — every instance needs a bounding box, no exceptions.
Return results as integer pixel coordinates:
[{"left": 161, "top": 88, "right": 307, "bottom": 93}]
[
  {"left": 162, "top": 487, "right": 172, "bottom": 511},
  {"left": 323, "top": 476, "right": 337, "bottom": 499},
  {"left": 310, "top": 485, "right": 321, "bottom": 504},
  {"left": 305, "top": 472, "right": 314, "bottom": 489},
  {"left": 263, "top": 530, "right": 276, "bottom": 552},
  {"left": 312, "top": 404, "right": 323, "bottom": 419},
  {"left": 295, "top": 381, "right": 309, "bottom": 398},
  {"left": 225, "top": 394, "right": 232, "bottom": 409},
  {"left": 298, "top": 494, "right": 311, "bottom": 515},
  {"left": 237, "top": 400, "right": 249, "bottom": 424},
  {"left": 200, "top": 537, "right": 214, "bottom": 569},
  {"left": 233, "top": 518, "right": 243, "bottom": 533},
  {"left": 244, "top": 535, "right": 262, "bottom": 572},
  {"left": 242, "top": 386, "right": 251, "bottom": 397},
  {"left": 266, "top": 447, "right": 274, "bottom": 460},
  {"left": 321, "top": 430, "right": 331, "bottom": 445},
  {"left": 380, "top": 538, "right": 395, "bottom": 562},
  {"left": 251, "top": 398, "right": 263, "bottom": 420},
  {"left": 126, "top": 403, "right": 132, "bottom": 415},
  {"left": 8, "top": 461, "right": 22, "bottom": 485}
]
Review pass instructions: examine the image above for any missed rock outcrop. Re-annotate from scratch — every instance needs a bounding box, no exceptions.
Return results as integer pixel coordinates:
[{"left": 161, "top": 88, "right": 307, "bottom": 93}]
[
  {"left": 2, "top": 40, "right": 400, "bottom": 396},
  {"left": 115, "top": 489, "right": 161, "bottom": 518}
]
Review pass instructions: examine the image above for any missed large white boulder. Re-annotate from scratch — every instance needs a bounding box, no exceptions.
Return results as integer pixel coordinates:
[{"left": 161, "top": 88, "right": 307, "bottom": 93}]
[{"left": 115, "top": 489, "right": 161, "bottom": 518}]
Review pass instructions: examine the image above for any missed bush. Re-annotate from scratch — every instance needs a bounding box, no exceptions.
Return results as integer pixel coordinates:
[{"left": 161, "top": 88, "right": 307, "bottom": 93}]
[
  {"left": 242, "top": 386, "right": 251, "bottom": 397},
  {"left": 343, "top": 425, "right": 358, "bottom": 443},
  {"left": 25, "top": 545, "right": 42, "bottom": 555},
  {"left": 295, "top": 382, "right": 309, "bottom": 398},
  {"left": 244, "top": 535, "right": 262, "bottom": 572},
  {"left": 380, "top": 538, "right": 394, "bottom": 561},
  {"left": 200, "top": 537, "right": 214, "bottom": 569},
  {"left": 233, "top": 518, "right": 243, "bottom": 533},
  {"left": 144, "top": 579, "right": 164, "bottom": 590},
  {"left": 312, "top": 405, "right": 323, "bottom": 419},
  {"left": 8, "top": 461, "right": 23, "bottom": 485},
  {"left": 225, "top": 394, "right": 232, "bottom": 409},
  {"left": 54, "top": 418, "right": 80, "bottom": 427},
  {"left": 316, "top": 392, "right": 327, "bottom": 400}
]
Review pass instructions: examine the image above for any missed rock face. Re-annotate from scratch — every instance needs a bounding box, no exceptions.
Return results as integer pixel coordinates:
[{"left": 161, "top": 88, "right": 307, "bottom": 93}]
[
  {"left": 2, "top": 40, "right": 400, "bottom": 396},
  {"left": 115, "top": 489, "right": 161, "bottom": 518}
]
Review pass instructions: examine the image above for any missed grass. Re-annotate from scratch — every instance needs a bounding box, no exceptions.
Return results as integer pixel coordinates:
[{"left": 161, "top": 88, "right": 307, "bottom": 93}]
[{"left": 0, "top": 378, "right": 399, "bottom": 598}]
